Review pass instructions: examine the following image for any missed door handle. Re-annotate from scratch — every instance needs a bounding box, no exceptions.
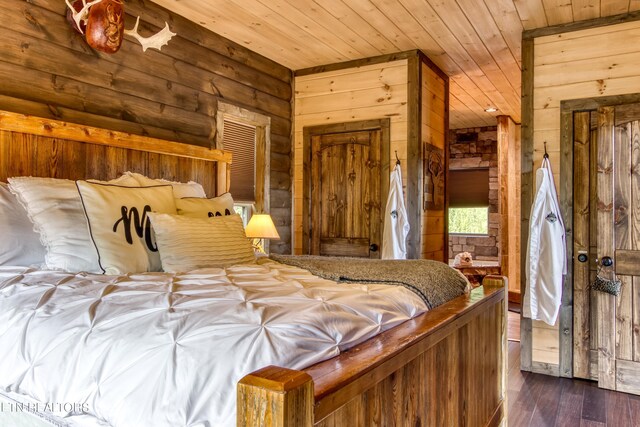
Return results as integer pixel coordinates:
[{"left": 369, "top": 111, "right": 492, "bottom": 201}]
[
  {"left": 369, "top": 243, "right": 379, "bottom": 252},
  {"left": 601, "top": 256, "right": 614, "bottom": 267}
]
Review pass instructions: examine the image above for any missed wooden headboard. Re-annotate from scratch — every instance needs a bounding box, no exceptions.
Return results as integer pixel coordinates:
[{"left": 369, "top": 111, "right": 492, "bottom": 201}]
[{"left": 0, "top": 110, "right": 232, "bottom": 197}]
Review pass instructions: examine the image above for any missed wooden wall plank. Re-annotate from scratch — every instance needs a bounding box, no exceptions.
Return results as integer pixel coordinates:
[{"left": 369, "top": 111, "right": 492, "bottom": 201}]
[
  {"left": 597, "top": 106, "right": 617, "bottom": 390},
  {"left": 572, "top": 111, "right": 591, "bottom": 379},
  {"left": 420, "top": 60, "right": 448, "bottom": 261},
  {"left": 613, "top": 121, "right": 634, "bottom": 362},
  {"left": 590, "top": 121, "right": 599, "bottom": 364},
  {"left": 559, "top": 105, "right": 573, "bottom": 378},
  {"left": 631, "top": 121, "right": 640, "bottom": 362}
]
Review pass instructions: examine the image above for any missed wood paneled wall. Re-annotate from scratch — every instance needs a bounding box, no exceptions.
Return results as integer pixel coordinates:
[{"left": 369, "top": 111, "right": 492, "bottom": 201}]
[
  {"left": 293, "top": 59, "right": 409, "bottom": 255},
  {"left": 293, "top": 53, "right": 448, "bottom": 259},
  {"left": 421, "top": 62, "right": 448, "bottom": 261},
  {"left": 0, "top": 0, "right": 293, "bottom": 253},
  {"left": 524, "top": 19, "right": 640, "bottom": 371}
]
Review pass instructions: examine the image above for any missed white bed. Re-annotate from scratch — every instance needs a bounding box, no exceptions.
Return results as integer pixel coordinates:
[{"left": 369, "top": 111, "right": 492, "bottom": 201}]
[{"left": 0, "top": 260, "right": 427, "bottom": 427}]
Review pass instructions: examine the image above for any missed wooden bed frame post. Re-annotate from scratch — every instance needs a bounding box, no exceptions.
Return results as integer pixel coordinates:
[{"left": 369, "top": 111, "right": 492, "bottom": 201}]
[{"left": 238, "top": 366, "right": 314, "bottom": 427}]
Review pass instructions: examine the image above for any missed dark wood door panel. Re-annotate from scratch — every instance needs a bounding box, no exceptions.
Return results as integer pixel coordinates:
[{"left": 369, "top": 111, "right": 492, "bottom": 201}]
[
  {"left": 320, "top": 238, "right": 370, "bottom": 257},
  {"left": 311, "top": 127, "right": 382, "bottom": 258}
]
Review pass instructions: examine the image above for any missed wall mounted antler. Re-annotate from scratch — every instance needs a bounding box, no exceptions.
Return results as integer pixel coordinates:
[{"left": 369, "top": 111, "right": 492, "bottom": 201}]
[{"left": 65, "top": 0, "right": 176, "bottom": 54}]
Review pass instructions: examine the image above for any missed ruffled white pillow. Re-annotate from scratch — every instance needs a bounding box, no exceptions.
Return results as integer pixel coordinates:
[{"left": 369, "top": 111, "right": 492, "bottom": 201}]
[
  {"left": 0, "top": 183, "right": 46, "bottom": 267},
  {"left": 8, "top": 175, "right": 138, "bottom": 273}
]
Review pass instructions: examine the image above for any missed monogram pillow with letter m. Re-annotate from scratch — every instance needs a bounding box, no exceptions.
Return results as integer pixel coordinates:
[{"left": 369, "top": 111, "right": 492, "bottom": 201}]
[{"left": 76, "top": 182, "right": 177, "bottom": 274}]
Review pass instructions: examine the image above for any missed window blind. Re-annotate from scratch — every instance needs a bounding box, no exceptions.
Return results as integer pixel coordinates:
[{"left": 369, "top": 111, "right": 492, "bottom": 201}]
[
  {"left": 448, "top": 168, "right": 490, "bottom": 208},
  {"left": 223, "top": 120, "right": 256, "bottom": 202}
]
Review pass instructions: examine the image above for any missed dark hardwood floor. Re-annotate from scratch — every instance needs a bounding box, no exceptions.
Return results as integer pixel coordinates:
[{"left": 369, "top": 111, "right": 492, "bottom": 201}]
[{"left": 508, "top": 342, "right": 640, "bottom": 426}]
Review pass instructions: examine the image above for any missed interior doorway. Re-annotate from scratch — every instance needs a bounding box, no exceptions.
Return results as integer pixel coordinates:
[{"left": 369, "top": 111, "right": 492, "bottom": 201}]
[{"left": 301, "top": 119, "right": 390, "bottom": 257}]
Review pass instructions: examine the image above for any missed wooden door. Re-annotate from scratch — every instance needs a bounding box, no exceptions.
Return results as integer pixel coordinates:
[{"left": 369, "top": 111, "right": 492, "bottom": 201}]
[
  {"left": 310, "top": 129, "right": 382, "bottom": 258},
  {"left": 575, "top": 104, "right": 640, "bottom": 392},
  {"left": 596, "top": 104, "right": 640, "bottom": 393},
  {"left": 573, "top": 104, "right": 640, "bottom": 394}
]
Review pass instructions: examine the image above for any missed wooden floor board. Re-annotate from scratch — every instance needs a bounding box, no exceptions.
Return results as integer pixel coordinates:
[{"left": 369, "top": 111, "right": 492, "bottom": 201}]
[
  {"left": 582, "top": 382, "right": 607, "bottom": 423},
  {"left": 605, "top": 389, "right": 632, "bottom": 427},
  {"left": 530, "top": 375, "right": 564, "bottom": 425},
  {"left": 554, "top": 379, "right": 585, "bottom": 427},
  {"left": 629, "top": 394, "right": 640, "bottom": 425},
  {"left": 507, "top": 338, "right": 638, "bottom": 426}
]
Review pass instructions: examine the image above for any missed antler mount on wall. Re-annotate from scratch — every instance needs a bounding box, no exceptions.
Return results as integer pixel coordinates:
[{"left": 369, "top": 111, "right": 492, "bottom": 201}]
[{"left": 65, "top": 0, "right": 176, "bottom": 54}]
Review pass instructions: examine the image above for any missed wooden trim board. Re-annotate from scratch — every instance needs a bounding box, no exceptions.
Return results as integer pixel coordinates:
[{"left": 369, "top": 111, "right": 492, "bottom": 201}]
[
  {"left": 520, "top": 36, "right": 534, "bottom": 372},
  {"left": 0, "top": 110, "right": 232, "bottom": 163},
  {"left": 406, "top": 54, "right": 421, "bottom": 259},
  {"left": 558, "top": 102, "right": 574, "bottom": 378},
  {"left": 523, "top": 10, "right": 640, "bottom": 40},
  {"left": 295, "top": 50, "right": 419, "bottom": 77}
]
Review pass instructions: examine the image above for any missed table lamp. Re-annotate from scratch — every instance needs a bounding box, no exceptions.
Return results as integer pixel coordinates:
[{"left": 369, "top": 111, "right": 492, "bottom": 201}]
[{"left": 244, "top": 214, "right": 280, "bottom": 253}]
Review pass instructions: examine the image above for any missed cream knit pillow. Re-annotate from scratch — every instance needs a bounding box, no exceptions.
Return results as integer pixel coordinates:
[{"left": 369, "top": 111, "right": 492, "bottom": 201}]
[{"left": 148, "top": 213, "right": 255, "bottom": 272}]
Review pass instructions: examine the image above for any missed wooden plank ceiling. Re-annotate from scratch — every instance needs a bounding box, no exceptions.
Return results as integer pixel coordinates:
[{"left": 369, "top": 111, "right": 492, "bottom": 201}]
[{"left": 150, "top": 0, "right": 640, "bottom": 129}]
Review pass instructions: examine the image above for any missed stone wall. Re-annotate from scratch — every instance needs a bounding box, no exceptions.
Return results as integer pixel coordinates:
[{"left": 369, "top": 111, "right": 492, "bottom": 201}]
[{"left": 448, "top": 127, "right": 499, "bottom": 262}]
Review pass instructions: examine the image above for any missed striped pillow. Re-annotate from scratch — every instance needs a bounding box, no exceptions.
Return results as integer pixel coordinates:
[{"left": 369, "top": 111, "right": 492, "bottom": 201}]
[{"left": 148, "top": 213, "right": 256, "bottom": 272}]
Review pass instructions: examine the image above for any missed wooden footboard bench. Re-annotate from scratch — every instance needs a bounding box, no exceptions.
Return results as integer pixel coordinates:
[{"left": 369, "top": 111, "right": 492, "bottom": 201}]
[{"left": 238, "top": 276, "right": 507, "bottom": 427}]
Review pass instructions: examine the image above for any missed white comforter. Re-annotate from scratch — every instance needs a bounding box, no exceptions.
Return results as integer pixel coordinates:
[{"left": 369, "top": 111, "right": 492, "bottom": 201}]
[{"left": 0, "top": 259, "right": 427, "bottom": 427}]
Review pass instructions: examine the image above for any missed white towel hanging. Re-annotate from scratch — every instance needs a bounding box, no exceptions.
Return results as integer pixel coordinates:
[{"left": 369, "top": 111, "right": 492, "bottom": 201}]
[
  {"left": 523, "top": 156, "right": 567, "bottom": 325},
  {"left": 382, "top": 164, "right": 410, "bottom": 259}
]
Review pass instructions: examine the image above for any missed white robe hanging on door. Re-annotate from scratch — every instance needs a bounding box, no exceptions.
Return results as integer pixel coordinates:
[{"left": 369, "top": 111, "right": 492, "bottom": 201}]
[
  {"left": 382, "top": 164, "right": 410, "bottom": 259},
  {"left": 524, "top": 157, "right": 567, "bottom": 326}
]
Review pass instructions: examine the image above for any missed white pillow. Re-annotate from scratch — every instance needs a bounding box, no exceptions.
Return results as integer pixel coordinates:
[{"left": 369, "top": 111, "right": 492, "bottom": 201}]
[
  {"left": 176, "top": 193, "right": 235, "bottom": 218},
  {"left": 8, "top": 175, "right": 138, "bottom": 273},
  {"left": 125, "top": 172, "right": 206, "bottom": 198},
  {"left": 0, "top": 183, "right": 46, "bottom": 266},
  {"left": 76, "top": 182, "right": 177, "bottom": 274},
  {"left": 148, "top": 213, "right": 256, "bottom": 272}
]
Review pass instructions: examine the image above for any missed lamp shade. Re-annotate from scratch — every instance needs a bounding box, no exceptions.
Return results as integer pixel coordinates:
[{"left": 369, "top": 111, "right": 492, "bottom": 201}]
[{"left": 245, "top": 214, "right": 280, "bottom": 239}]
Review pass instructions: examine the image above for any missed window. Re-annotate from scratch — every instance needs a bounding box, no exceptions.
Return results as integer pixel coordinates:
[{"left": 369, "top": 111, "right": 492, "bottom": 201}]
[
  {"left": 449, "top": 207, "right": 489, "bottom": 235},
  {"left": 223, "top": 119, "right": 257, "bottom": 203},
  {"left": 216, "top": 102, "right": 271, "bottom": 226},
  {"left": 448, "top": 168, "right": 490, "bottom": 235},
  {"left": 233, "top": 203, "right": 252, "bottom": 226}
]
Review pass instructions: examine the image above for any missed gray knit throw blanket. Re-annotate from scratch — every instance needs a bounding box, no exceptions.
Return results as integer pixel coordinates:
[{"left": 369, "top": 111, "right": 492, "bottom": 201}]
[{"left": 269, "top": 255, "right": 469, "bottom": 310}]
